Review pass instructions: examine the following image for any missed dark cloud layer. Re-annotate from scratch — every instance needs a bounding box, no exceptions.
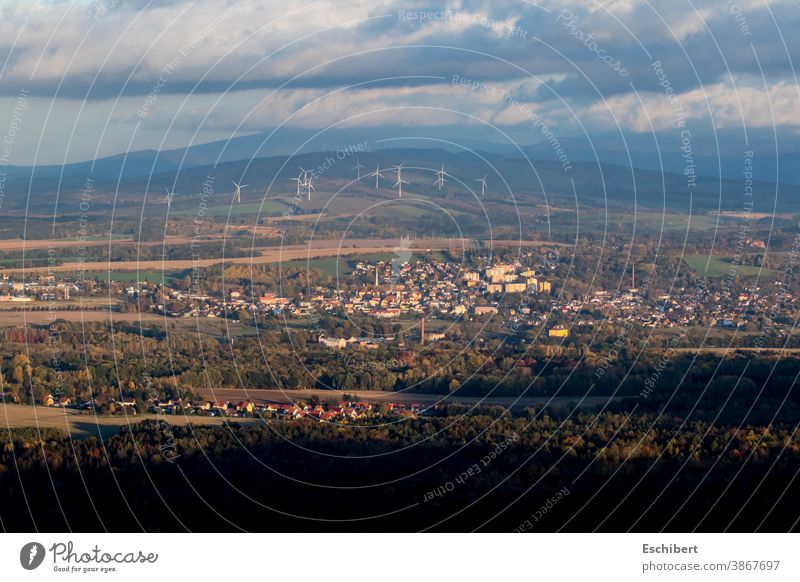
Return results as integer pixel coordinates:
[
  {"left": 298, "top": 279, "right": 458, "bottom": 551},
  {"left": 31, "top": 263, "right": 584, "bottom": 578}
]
[{"left": 0, "top": 0, "right": 797, "bottom": 163}]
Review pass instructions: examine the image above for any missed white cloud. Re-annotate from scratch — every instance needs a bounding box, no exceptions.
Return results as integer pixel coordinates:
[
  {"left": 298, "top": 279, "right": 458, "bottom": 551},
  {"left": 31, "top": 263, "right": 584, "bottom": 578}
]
[
  {"left": 1, "top": 0, "right": 799, "bottom": 162},
  {"left": 581, "top": 80, "right": 800, "bottom": 132}
]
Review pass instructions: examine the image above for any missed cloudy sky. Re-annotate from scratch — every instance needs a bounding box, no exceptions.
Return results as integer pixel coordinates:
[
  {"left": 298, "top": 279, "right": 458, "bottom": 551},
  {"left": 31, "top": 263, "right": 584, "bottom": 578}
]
[{"left": 0, "top": 0, "right": 798, "bottom": 164}]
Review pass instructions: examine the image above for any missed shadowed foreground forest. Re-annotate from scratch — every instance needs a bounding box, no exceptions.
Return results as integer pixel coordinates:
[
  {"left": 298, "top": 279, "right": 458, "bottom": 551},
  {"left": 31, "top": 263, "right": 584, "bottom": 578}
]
[{"left": 1, "top": 410, "right": 799, "bottom": 532}]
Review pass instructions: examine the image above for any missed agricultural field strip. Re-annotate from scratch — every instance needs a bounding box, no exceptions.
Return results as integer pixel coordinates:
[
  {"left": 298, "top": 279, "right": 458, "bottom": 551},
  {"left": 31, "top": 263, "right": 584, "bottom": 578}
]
[{"left": 5, "top": 238, "right": 566, "bottom": 273}]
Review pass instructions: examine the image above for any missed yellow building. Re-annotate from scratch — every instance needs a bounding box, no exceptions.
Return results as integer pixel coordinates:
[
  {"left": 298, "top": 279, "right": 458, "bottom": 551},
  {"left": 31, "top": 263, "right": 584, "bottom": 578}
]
[
  {"left": 538, "top": 281, "right": 552, "bottom": 293},
  {"left": 548, "top": 327, "right": 568, "bottom": 337},
  {"left": 486, "top": 264, "right": 515, "bottom": 278}
]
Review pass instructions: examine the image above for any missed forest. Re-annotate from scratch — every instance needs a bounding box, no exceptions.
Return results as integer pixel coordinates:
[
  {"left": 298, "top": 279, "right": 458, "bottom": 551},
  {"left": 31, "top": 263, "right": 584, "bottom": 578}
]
[
  {"left": 4, "top": 319, "right": 800, "bottom": 427},
  {"left": 1, "top": 409, "right": 798, "bottom": 532}
]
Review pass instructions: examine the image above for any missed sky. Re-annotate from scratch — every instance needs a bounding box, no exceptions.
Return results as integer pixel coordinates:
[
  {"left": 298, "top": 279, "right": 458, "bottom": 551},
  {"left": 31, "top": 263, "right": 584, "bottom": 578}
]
[{"left": 0, "top": 0, "right": 798, "bottom": 164}]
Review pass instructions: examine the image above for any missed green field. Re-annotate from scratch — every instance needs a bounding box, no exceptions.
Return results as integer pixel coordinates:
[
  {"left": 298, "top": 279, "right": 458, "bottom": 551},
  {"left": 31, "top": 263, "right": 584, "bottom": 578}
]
[
  {"left": 84, "top": 269, "right": 188, "bottom": 284},
  {"left": 534, "top": 210, "right": 732, "bottom": 238},
  {"left": 366, "top": 204, "right": 467, "bottom": 219},
  {"left": 0, "top": 257, "right": 56, "bottom": 266},
  {"left": 172, "top": 200, "right": 289, "bottom": 218},
  {"left": 591, "top": 211, "right": 727, "bottom": 232},
  {"left": 297, "top": 256, "right": 351, "bottom": 277},
  {"left": 684, "top": 254, "right": 773, "bottom": 278}
]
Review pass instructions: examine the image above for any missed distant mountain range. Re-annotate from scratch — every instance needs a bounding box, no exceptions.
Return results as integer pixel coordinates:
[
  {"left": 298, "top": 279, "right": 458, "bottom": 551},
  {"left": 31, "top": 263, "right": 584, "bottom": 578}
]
[
  {"left": 3, "top": 128, "right": 799, "bottom": 215},
  {"left": 5, "top": 126, "right": 800, "bottom": 185}
]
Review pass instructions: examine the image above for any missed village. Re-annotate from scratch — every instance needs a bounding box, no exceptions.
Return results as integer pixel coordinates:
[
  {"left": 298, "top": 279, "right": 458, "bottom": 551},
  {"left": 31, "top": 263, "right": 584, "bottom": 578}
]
[
  {"left": 32, "top": 392, "right": 425, "bottom": 422},
  {"left": 551, "top": 282, "right": 796, "bottom": 333}
]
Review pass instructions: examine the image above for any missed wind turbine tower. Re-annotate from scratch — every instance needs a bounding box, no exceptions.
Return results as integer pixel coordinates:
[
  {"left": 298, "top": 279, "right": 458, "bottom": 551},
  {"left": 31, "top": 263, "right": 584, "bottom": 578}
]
[
  {"left": 371, "top": 164, "right": 384, "bottom": 189},
  {"left": 232, "top": 180, "right": 247, "bottom": 204},
  {"left": 290, "top": 172, "right": 304, "bottom": 197},
  {"left": 305, "top": 173, "right": 316, "bottom": 201},
  {"left": 353, "top": 157, "right": 366, "bottom": 180},
  {"left": 434, "top": 164, "right": 449, "bottom": 191},
  {"left": 476, "top": 175, "right": 488, "bottom": 198},
  {"left": 164, "top": 187, "right": 175, "bottom": 209},
  {"left": 392, "top": 163, "right": 408, "bottom": 198}
]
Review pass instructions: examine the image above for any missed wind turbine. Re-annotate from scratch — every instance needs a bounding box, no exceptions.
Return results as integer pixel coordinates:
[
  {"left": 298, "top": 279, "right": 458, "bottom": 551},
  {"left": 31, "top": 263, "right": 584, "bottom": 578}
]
[
  {"left": 290, "top": 172, "right": 304, "bottom": 197},
  {"left": 164, "top": 187, "right": 175, "bottom": 208},
  {"left": 434, "top": 164, "right": 450, "bottom": 191},
  {"left": 371, "top": 163, "right": 384, "bottom": 189},
  {"left": 232, "top": 180, "right": 247, "bottom": 204},
  {"left": 392, "top": 163, "right": 408, "bottom": 198},
  {"left": 353, "top": 157, "right": 366, "bottom": 180},
  {"left": 476, "top": 175, "right": 488, "bottom": 198},
  {"left": 305, "top": 173, "right": 316, "bottom": 201}
]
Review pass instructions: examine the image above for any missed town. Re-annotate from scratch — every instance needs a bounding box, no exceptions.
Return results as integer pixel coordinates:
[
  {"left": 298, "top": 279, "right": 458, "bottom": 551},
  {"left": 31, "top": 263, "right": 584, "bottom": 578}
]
[{"left": 0, "top": 249, "right": 793, "bottom": 341}]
